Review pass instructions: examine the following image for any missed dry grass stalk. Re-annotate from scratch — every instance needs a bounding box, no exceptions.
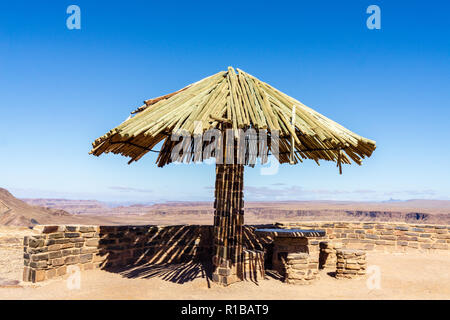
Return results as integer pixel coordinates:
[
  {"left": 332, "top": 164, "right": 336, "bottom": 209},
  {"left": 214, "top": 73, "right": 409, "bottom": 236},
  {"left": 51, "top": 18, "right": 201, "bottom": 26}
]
[{"left": 90, "top": 67, "right": 376, "bottom": 169}]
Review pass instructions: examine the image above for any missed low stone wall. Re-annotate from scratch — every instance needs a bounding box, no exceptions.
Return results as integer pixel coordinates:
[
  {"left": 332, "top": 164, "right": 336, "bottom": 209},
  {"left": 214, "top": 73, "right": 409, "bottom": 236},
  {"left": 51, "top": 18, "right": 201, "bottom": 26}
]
[
  {"left": 283, "top": 252, "right": 320, "bottom": 285},
  {"left": 335, "top": 249, "right": 366, "bottom": 279},
  {"left": 98, "top": 225, "right": 213, "bottom": 268},
  {"left": 23, "top": 224, "right": 271, "bottom": 283},
  {"left": 319, "top": 241, "right": 341, "bottom": 269},
  {"left": 23, "top": 221, "right": 450, "bottom": 282},
  {"left": 276, "top": 221, "right": 450, "bottom": 253},
  {"left": 23, "top": 225, "right": 101, "bottom": 282}
]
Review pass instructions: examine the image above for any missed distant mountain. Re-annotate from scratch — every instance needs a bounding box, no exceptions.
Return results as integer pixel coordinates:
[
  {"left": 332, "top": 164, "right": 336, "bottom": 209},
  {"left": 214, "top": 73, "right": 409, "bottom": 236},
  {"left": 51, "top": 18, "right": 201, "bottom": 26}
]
[
  {"left": 19, "top": 197, "right": 450, "bottom": 225},
  {"left": 22, "top": 198, "right": 108, "bottom": 215},
  {"left": 383, "top": 198, "right": 403, "bottom": 203},
  {"left": 21, "top": 198, "right": 151, "bottom": 216},
  {"left": 0, "top": 188, "right": 75, "bottom": 227}
]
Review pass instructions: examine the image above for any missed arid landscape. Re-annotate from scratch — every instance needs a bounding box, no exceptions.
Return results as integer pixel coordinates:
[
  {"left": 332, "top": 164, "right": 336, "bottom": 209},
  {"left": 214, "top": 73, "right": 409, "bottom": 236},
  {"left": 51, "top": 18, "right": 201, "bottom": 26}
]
[
  {"left": 2, "top": 188, "right": 446, "bottom": 227},
  {"left": 0, "top": 187, "right": 449, "bottom": 299}
]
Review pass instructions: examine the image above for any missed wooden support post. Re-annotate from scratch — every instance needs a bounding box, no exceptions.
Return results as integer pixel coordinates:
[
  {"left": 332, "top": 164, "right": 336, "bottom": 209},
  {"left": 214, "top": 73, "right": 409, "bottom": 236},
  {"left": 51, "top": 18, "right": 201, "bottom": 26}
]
[{"left": 212, "top": 163, "right": 244, "bottom": 285}]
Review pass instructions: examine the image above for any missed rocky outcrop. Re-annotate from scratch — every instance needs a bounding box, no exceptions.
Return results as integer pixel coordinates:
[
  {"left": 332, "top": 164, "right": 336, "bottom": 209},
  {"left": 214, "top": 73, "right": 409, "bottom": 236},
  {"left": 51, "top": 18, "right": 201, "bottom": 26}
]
[{"left": 0, "top": 188, "right": 73, "bottom": 227}]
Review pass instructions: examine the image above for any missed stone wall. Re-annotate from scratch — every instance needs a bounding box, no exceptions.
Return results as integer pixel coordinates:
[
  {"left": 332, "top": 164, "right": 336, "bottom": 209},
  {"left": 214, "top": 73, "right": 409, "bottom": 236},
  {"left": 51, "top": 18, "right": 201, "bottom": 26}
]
[
  {"left": 283, "top": 252, "right": 320, "bottom": 285},
  {"left": 98, "top": 225, "right": 213, "bottom": 268},
  {"left": 23, "top": 221, "right": 450, "bottom": 283},
  {"left": 23, "top": 225, "right": 101, "bottom": 282},
  {"left": 335, "top": 249, "right": 366, "bottom": 279},
  {"left": 276, "top": 221, "right": 450, "bottom": 253},
  {"left": 23, "top": 224, "right": 270, "bottom": 283}
]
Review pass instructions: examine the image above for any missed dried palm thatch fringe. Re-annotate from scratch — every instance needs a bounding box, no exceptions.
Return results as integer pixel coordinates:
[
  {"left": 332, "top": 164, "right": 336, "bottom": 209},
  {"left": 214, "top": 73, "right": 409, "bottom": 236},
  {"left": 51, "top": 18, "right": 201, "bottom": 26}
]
[{"left": 90, "top": 67, "right": 376, "bottom": 168}]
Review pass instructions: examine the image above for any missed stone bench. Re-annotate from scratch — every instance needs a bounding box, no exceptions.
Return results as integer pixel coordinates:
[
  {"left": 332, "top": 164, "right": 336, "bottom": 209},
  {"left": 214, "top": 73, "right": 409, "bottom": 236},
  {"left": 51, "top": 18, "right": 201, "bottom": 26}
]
[
  {"left": 319, "top": 241, "right": 343, "bottom": 269},
  {"left": 335, "top": 249, "right": 367, "bottom": 279},
  {"left": 283, "top": 252, "right": 320, "bottom": 285},
  {"left": 255, "top": 228, "right": 325, "bottom": 284}
]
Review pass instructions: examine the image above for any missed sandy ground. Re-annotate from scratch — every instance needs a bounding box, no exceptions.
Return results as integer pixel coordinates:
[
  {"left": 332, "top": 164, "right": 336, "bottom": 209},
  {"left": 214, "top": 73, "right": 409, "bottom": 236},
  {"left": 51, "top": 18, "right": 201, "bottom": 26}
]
[
  {"left": 0, "top": 227, "right": 35, "bottom": 284},
  {"left": 1, "top": 226, "right": 449, "bottom": 299},
  {"left": 1, "top": 255, "right": 449, "bottom": 299}
]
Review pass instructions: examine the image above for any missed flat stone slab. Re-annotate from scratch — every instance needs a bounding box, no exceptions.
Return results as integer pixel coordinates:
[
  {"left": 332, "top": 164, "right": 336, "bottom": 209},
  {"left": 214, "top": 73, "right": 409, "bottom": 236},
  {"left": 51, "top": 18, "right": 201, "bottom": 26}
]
[
  {"left": 337, "top": 249, "right": 366, "bottom": 255},
  {"left": 255, "top": 228, "right": 326, "bottom": 238}
]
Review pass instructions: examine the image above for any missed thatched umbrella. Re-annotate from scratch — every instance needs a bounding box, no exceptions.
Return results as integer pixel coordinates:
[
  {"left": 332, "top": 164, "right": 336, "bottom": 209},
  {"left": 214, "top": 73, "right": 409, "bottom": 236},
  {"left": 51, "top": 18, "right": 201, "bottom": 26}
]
[{"left": 90, "top": 67, "right": 376, "bottom": 285}]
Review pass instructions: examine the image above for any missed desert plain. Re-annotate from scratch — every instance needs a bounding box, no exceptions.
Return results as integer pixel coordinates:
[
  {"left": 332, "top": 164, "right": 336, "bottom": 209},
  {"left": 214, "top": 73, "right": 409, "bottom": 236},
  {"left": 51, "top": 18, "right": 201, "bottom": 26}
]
[{"left": 0, "top": 188, "right": 449, "bottom": 299}]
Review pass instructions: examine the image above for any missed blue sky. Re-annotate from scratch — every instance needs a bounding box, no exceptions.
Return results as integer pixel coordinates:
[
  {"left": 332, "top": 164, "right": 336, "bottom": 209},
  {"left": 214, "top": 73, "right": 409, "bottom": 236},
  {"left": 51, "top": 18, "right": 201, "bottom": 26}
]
[{"left": 1, "top": 1, "right": 449, "bottom": 203}]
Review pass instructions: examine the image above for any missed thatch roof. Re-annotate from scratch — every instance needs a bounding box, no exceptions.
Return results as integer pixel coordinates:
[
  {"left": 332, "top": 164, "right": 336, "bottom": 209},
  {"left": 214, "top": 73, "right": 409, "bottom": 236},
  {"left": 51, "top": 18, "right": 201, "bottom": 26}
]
[{"left": 90, "top": 67, "right": 376, "bottom": 168}]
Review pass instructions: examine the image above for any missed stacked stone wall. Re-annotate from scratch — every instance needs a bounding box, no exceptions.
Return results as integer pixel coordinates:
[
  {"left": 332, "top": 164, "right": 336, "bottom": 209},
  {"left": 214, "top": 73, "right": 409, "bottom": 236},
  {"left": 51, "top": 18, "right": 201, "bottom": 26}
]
[
  {"left": 23, "top": 225, "right": 101, "bottom": 282},
  {"left": 284, "top": 252, "right": 320, "bottom": 285},
  {"left": 335, "top": 249, "right": 367, "bottom": 279},
  {"left": 23, "top": 221, "right": 450, "bottom": 282},
  {"left": 23, "top": 224, "right": 269, "bottom": 282},
  {"left": 98, "top": 225, "right": 213, "bottom": 268},
  {"left": 277, "top": 221, "right": 450, "bottom": 253}
]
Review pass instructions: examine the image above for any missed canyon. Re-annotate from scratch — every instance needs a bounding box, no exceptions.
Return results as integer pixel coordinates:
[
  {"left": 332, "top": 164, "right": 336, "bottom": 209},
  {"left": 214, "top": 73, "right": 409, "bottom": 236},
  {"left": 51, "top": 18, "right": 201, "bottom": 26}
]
[{"left": 0, "top": 188, "right": 445, "bottom": 227}]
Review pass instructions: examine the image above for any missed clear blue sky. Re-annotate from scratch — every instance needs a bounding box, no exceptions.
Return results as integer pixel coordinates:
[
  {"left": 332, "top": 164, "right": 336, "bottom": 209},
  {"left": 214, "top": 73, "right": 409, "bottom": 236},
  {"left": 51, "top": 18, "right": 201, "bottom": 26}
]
[{"left": 1, "top": 1, "right": 449, "bottom": 203}]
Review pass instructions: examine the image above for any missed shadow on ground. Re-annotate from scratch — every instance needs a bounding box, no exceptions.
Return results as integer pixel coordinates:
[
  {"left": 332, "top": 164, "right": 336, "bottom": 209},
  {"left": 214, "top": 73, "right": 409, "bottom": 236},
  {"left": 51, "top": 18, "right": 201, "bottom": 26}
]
[
  {"left": 104, "top": 260, "right": 286, "bottom": 288},
  {"left": 105, "top": 260, "right": 214, "bottom": 287}
]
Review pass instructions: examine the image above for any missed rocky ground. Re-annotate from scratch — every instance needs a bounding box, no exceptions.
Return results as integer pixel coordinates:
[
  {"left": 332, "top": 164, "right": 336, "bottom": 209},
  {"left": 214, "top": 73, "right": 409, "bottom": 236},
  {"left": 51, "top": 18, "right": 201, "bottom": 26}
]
[{"left": 0, "top": 226, "right": 449, "bottom": 299}]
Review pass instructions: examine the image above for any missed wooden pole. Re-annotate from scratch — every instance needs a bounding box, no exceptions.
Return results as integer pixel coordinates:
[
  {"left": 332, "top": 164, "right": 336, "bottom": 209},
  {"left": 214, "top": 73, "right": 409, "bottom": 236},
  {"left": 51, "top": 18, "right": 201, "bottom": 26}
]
[{"left": 212, "top": 127, "right": 244, "bottom": 286}]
